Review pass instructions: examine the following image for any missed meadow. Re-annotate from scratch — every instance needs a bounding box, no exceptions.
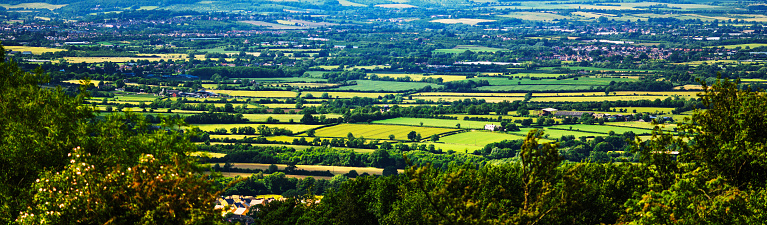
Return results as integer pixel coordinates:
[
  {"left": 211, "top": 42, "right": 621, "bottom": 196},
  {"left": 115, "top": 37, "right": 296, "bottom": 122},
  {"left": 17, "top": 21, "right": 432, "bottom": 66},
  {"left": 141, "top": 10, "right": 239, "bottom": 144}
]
[
  {"left": 313, "top": 124, "right": 458, "bottom": 140},
  {"left": 372, "top": 117, "right": 494, "bottom": 129},
  {"left": 500, "top": 12, "right": 574, "bottom": 21},
  {"left": 433, "top": 45, "right": 505, "bottom": 53},
  {"left": 301, "top": 91, "right": 396, "bottom": 99},
  {"left": 439, "top": 131, "right": 525, "bottom": 146},
  {"left": 431, "top": 18, "right": 496, "bottom": 25},
  {"left": 0, "top": 2, "right": 67, "bottom": 10},
  {"left": 333, "top": 80, "right": 442, "bottom": 91},
  {"left": 240, "top": 114, "right": 341, "bottom": 122},
  {"left": 208, "top": 90, "right": 297, "bottom": 98}
]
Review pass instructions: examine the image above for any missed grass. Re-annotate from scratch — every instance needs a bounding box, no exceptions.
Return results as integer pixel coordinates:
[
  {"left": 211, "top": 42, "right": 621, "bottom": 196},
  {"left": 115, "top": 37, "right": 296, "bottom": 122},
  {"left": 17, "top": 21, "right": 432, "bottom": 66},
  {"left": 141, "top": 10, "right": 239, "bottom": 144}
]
[
  {"left": 431, "top": 18, "right": 496, "bottom": 25},
  {"left": 337, "top": 0, "right": 367, "bottom": 7},
  {"left": 500, "top": 12, "right": 574, "bottom": 21},
  {"left": 439, "top": 131, "right": 525, "bottom": 146},
  {"left": 333, "top": 80, "right": 442, "bottom": 92},
  {"left": 531, "top": 95, "right": 695, "bottom": 103},
  {"left": 430, "top": 143, "right": 482, "bottom": 152},
  {"left": 4, "top": 46, "right": 66, "bottom": 54},
  {"left": 314, "top": 124, "right": 458, "bottom": 141},
  {"left": 194, "top": 124, "right": 323, "bottom": 133},
  {"left": 711, "top": 43, "right": 767, "bottom": 49},
  {"left": 433, "top": 45, "right": 504, "bottom": 54},
  {"left": 301, "top": 91, "right": 397, "bottom": 99},
  {"left": 412, "top": 96, "right": 525, "bottom": 103},
  {"left": 372, "top": 117, "right": 498, "bottom": 130},
  {"left": 0, "top": 3, "right": 67, "bottom": 10},
  {"left": 509, "top": 128, "right": 604, "bottom": 139}
]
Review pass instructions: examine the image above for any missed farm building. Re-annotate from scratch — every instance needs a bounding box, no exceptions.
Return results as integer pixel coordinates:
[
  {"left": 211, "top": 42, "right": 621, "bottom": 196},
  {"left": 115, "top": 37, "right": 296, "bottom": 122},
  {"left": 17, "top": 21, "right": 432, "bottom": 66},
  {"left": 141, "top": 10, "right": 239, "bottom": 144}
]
[
  {"left": 484, "top": 124, "right": 499, "bottom": 131},
  {"left": 540, "top": 108, "right": 558, "bottom": 116},
  {"left": 555, "top": 111, "right": 593, "bottom": 118}
]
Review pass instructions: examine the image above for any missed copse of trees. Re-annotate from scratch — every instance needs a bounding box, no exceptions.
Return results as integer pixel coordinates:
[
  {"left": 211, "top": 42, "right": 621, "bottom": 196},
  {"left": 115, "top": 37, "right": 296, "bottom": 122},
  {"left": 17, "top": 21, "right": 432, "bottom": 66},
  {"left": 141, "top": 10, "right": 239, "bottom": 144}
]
[{"left": 0, "top": 46, "right": 223, "bottom": 224}]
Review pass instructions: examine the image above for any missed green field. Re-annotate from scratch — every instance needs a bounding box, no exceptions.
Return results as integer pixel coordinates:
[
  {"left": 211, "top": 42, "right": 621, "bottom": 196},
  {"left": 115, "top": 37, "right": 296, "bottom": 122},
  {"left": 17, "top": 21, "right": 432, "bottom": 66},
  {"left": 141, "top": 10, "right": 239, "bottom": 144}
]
[
  {"left": 439, "top": 131, "right": 525, "bottom": 146},
  {"left": 547, "top": 124, "right": 653, "bottom": 135},
  {"left": 240, "top": 114, "right": 341, "bottom": 122},
  {"left": 433, "top": 45, "right": 505, "bottom": 54},
  {"left": 314, "top": 124, "right": 458, "bottom": 141},
  {"left": 208, "top": 90, "right": 297, "bottom": 98},
  {"left": 372, "top": 117, "right": 498, "bottom": 129},
  {"left": 333, "top": 80, "right": 442, "bottom": 92}
]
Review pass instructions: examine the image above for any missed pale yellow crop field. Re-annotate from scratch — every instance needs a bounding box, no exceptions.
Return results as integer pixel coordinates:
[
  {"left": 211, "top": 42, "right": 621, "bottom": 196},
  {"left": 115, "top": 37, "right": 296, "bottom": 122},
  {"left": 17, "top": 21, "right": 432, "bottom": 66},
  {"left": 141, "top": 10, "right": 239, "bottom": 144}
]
[
  {"left": 5, "top": 46, "right": 66, "bottom": 54},
  {"left": 413, "top": 96, "right": 525, "bottom": 103},
  {"left": 369, "top": 73, "right": 467, "bottom": 82},
  {"left": 501, "top": 12, "right": 572, "bottom": 21},
  {"left": 314, "top": 124, "right": 458, "bottom": 141},
  {"left": 193, "top": 124, "right": 322, "bottom": 133}
]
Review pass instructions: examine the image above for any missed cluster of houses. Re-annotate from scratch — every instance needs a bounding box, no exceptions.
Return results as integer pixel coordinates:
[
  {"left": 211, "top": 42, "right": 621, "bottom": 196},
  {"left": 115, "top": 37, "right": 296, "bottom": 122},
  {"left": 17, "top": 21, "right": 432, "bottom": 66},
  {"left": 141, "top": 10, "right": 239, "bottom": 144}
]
[
  {"left": 214, "top": 195, "right": 321, "bottom": 223},
  {"left": 158, "top": 88, "right": 220, "bottom": 98}
]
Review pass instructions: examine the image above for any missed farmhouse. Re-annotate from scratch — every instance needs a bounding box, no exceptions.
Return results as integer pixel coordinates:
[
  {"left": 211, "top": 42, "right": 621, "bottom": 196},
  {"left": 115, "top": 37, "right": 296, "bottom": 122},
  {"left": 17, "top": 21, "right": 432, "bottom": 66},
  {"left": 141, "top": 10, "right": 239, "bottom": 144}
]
[{"left": 484, "top": 124, "right": 499, "bottom": 131}]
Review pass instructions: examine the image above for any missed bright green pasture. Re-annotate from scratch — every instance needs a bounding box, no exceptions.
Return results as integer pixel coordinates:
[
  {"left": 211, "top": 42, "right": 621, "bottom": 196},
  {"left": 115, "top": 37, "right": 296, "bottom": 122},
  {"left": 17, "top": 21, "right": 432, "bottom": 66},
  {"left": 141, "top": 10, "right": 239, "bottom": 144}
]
[
  {"left": 194, "top": 124, "right": 322, "bottom": 132},
  {"left": 439, "top": 131, "right": 525, "bottom": 146},
  {"left": 314, "top": 124, "right": 458, "bottom": 141},
  {"left": 372, "top": 118, "right": 493, "bottom": 129}
]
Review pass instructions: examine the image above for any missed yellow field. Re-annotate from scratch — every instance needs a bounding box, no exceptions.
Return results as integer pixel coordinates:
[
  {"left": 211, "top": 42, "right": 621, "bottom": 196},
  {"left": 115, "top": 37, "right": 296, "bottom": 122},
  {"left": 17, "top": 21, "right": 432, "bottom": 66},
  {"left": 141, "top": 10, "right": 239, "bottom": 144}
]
[
  {"left": 301, "top": 91, "right": 396, "bottom": 99},
  {"left": 191, "top": 151, "right": 227, "bottom": 158},
  {"left": 412, "top": 92, "right": 527, "bottom": 97},
  {"left": 431, "top": 18, "right": 496, "bottom": 25},
  {"left": 413, "top": 96, "right": 525, "bottom": 103},
  {"left": 314, "top": 124, "right": 458, "bottom": 141},
  {"left": 63, "top": 79, "right": 102, "bottom": 87},
  {"left": 608, "top": 107, "right": 676, "bottom": 114},
  {"left": 369, "top": 73, "right": 467, "bottom": 82},
  {"left": 193, "top": 124, "right": 322, "bottom": 133},
  {"left": 531, "top": 95, "right": 695, "bottom": 103},
  {"left": 259, "top": 104, "right": 322, "bottom": 108},
  {"left": 221, "top": 163, "right": 402, "bottom": 175},
  {"left": 5, "top": 46, "right": 66, "bottom": 54},
  {"left": 209, "top": 90, "right": 297, "bottom": 98},
  {"left": 0, "top": 3, "right": 67, "bottom": 10}
]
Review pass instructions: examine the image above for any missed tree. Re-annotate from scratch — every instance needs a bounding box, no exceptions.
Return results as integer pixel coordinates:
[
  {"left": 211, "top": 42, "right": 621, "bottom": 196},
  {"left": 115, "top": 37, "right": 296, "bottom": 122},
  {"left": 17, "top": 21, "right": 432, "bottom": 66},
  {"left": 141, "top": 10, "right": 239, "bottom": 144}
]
[
  {"left": 306, "top": 129, "right": 316, "bottom": 137},
  {"left": 301, "top": 113, "right": 316, "bottom": 124},
  {"left": 430, "top": 134, "right": 440, "bottom": 142},
  {"left": 407, "top": 131, "right": 418, "bottom": 141},
  {"left": 388, "top": 134, "right": 395, "bottom": 140},
  {"left": 0, "top": 45, "right": 223, "bottom": 223}
]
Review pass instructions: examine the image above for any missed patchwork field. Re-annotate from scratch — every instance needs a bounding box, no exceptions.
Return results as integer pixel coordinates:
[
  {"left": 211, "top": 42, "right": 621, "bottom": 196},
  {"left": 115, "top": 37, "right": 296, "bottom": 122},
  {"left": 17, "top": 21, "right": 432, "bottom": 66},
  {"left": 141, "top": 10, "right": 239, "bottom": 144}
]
[
  {"left": 314, "top": 124, "right": 458, "bottom": 140},
  {"left": 433, "top": 45, "right": 505, "bottom": 53},
  {"left": 500, "top": 12, "right": 573, "bottom": 21},
  {"left": 5, "top": 46, "right": 66, "bottom": 54},
  {"left": 333, "top": 80, "right": 442, "bottom": 91},
  {"left": 194, "top": 124, "right": 323, "bottom": 133},
  {"left": 431, "top": 18, "right": 496, "bottom": 25},
  {"left": 0, "top": 3, "right": 67, "bottom": 10},
  {"left": 208, "top": 90, "right": 297, "bottom": 98},
  {"left": 369, "top": 73, "right": 467, "bottom": 82},
  {"left": 372, "top": 117, "right": 496, "bottom": 129},
  {"left": 222, "top": 163, "right": 402, "bottom": 175},
  {"left": 439, "top": 131, "right": 525, "bottom": 146},
  {"left": 301, "top": 91, "right": 397, "bottom": 99},
  {"left": 375, "top": 4, "right": 416, "bottom": 8}
]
